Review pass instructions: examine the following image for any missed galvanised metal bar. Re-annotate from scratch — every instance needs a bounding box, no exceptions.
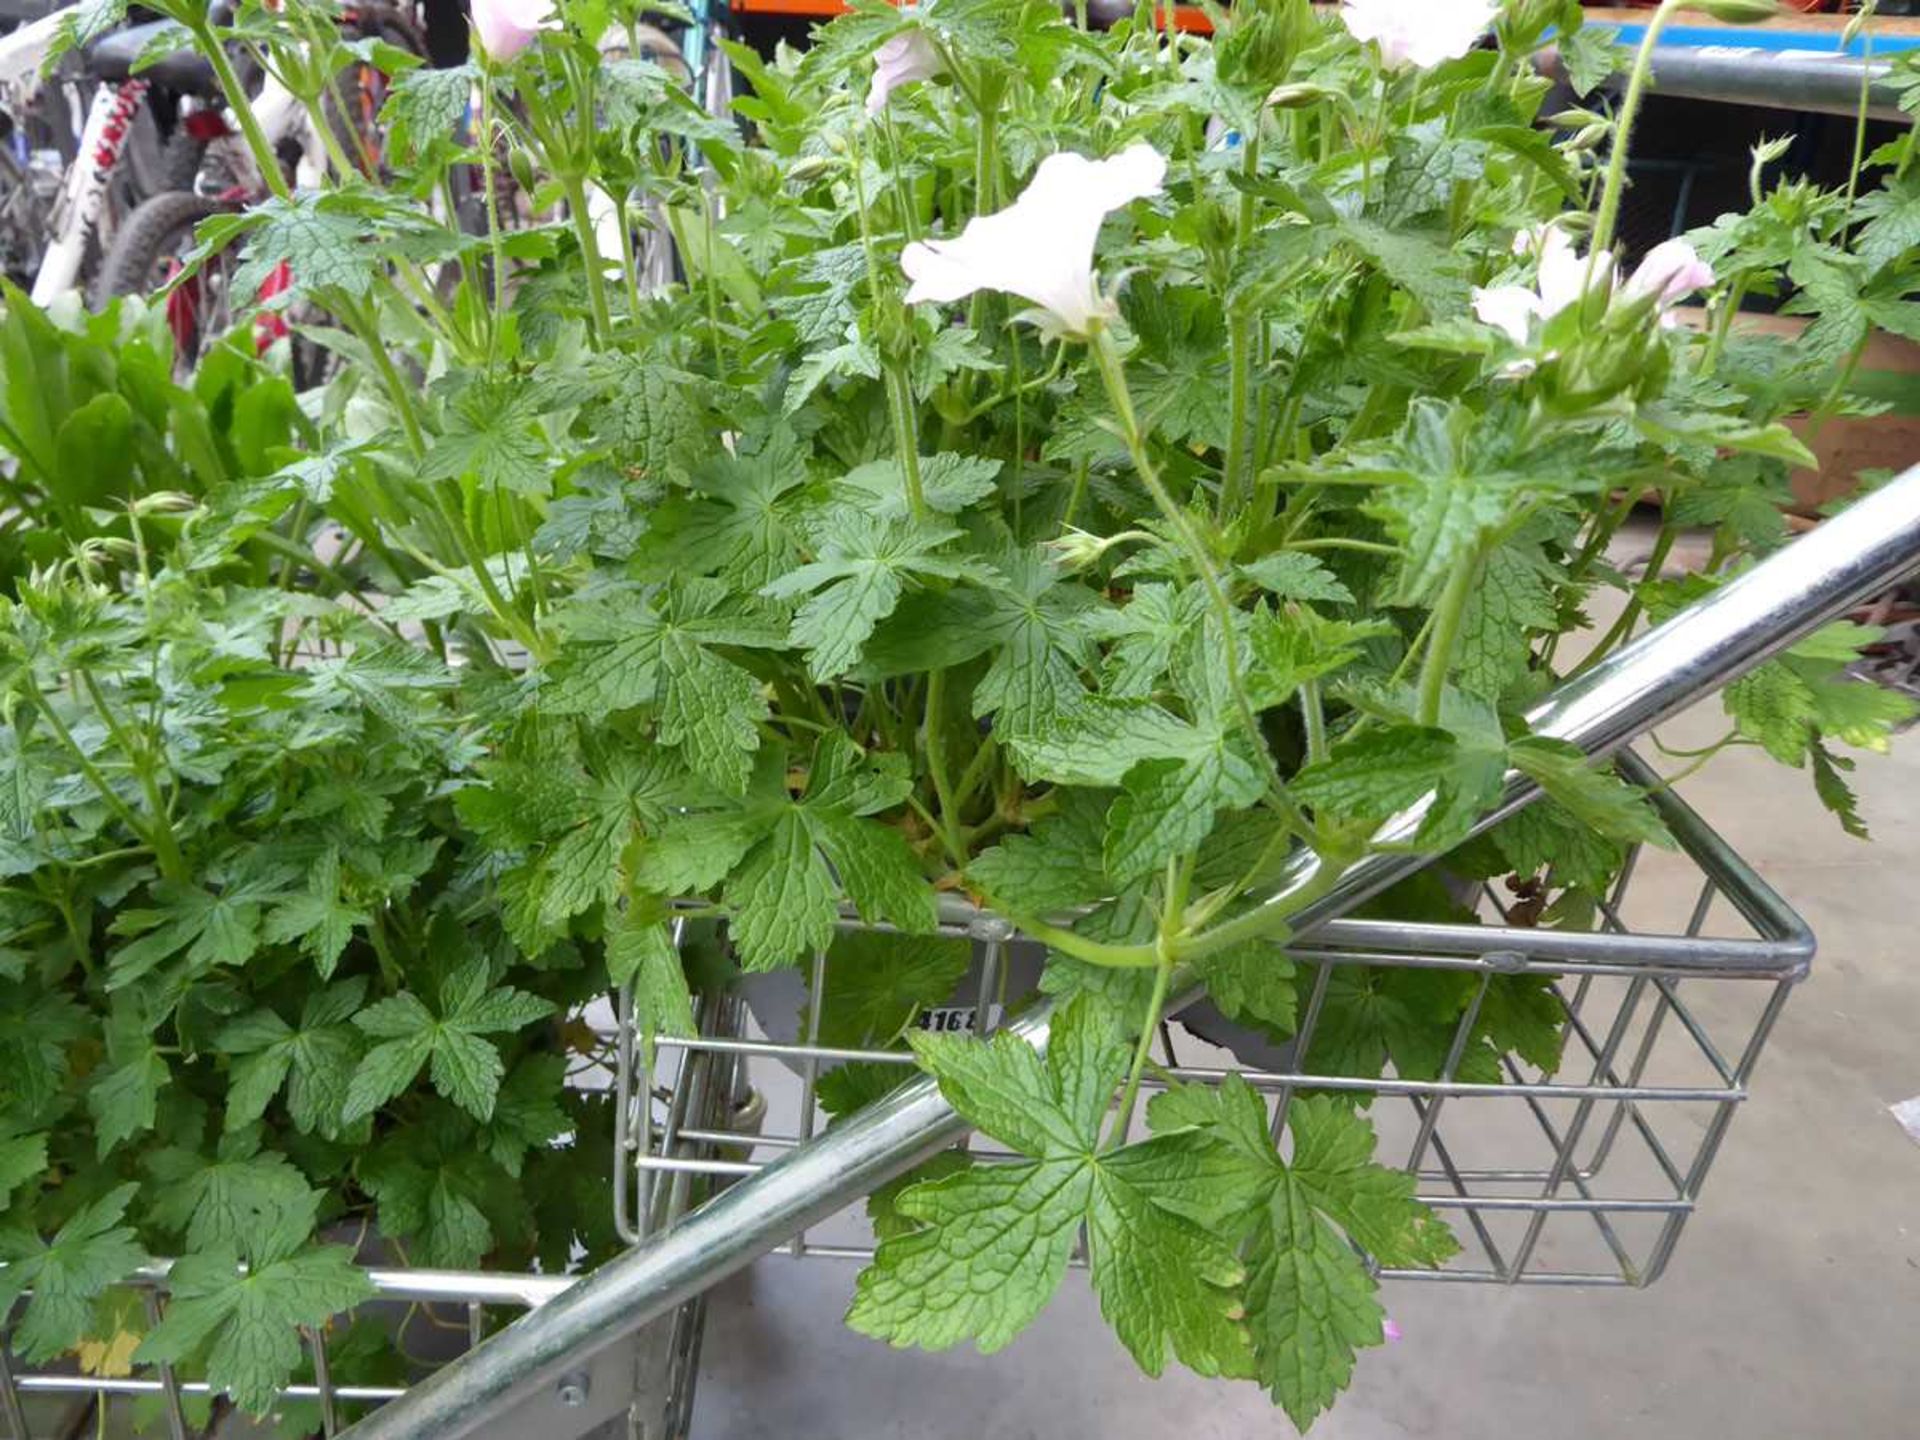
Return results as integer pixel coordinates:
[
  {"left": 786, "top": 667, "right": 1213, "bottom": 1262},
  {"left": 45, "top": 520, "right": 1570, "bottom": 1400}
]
[
  {"left": 1643, "top": 51, "right": 1903, "bottom": 122},
  {"left": 1542, "top": 46, "right": 1906, "bottom": 121},
  {"left": 339, "top": 466, "right": 1920, "bottom": 1440}
]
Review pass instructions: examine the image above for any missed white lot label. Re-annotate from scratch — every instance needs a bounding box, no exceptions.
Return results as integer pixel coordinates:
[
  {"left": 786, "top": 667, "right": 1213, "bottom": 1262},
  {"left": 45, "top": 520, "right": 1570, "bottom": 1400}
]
[{"left": 915, "top": 1004, "right": 1003, "bottom": 1035}]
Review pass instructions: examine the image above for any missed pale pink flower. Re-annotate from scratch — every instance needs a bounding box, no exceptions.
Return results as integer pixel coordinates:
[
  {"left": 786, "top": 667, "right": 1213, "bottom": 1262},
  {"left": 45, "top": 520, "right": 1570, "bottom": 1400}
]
[
  {"left": 1472, "top": 226, "right": 1713, "bottom": 349},
  {"left": 901, "top": 143, "right": 1167, "bottom": 339},
  {"left": 1341, "top": 0, "right": 1499, "bottom": 69},
  {"left": 867, "top": 29, "right": 944, "bottom": 114},
  {"left": 1384, "top": 1317, "right": 1403, "bottom": 1342},
  {"left": 472, "top": 0, "right": 555, "bottom": 63},
  {"left": 1623, "top": 237, "right": 1716, "bottom": 309}
]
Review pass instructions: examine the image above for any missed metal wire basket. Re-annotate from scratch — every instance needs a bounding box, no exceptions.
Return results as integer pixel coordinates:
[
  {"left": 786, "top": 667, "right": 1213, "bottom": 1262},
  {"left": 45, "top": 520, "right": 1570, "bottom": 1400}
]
[
  {"left": 617, "top": 751, "right": 1812, "bottom": 1297},
  {"left": 0, "top": 1267, "right": 574, "bottom": 1440},
  {"left": 0, "top": 752, "right": 1816, "bottom": 1440},
  {"left": 0, "top": 1056, "right": 734, "bottom": 1440}
]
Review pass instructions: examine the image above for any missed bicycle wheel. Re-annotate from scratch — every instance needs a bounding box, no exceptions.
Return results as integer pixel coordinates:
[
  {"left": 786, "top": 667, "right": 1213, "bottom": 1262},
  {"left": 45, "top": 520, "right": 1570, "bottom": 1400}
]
[{"left": 91, "top": 189, "right": 241, "bottom": 367}]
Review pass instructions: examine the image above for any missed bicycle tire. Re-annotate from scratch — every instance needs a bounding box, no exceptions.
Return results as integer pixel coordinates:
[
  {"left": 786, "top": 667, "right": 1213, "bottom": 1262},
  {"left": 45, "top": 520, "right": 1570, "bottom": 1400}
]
[
  {"left": 157, "top": 125, "right": 205, "bottom": 192},
  {"left": 90, "top": 188, "right": 231, "bottom": 309}
]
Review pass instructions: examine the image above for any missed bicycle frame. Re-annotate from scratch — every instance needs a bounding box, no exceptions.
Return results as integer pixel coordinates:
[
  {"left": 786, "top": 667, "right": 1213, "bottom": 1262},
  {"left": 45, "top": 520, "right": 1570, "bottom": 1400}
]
[
  {"left": 185, "top": 70, "right": 327, "bottom": 201},
  {"left": 30, "top": 73, "right": 146, "bottom": 303},
  {"left": 0, "top": 0, "right": 147, "bottom": 304}
]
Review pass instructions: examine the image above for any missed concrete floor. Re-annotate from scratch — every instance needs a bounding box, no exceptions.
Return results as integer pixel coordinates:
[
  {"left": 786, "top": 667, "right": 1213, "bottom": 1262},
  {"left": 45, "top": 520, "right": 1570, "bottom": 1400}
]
[{"left": 690, "top": 691, "right": 1920, "bottom": 1436}]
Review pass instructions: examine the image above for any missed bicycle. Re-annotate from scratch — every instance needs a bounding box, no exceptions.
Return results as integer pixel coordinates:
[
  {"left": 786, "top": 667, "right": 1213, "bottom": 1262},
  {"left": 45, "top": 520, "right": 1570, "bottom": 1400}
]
[
  {"left": 92, "top": 2, "right": 429, "bottom": 367},
  {"left": 0, "top": 3, "right": 210, "bottom": 302}
]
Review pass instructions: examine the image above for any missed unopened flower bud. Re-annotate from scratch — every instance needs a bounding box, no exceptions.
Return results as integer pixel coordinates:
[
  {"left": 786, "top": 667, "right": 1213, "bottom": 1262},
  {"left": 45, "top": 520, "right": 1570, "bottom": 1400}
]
[
  {"left": 1267, "top": 82, "right": 1338, "bottom": 109},
  {"left": 507, "top": 146, "right": 537, "bottom": 197},
  {"left": 1694, "top": 0, "right": 1778, "bottom": 22},
  {"left": 1043, "top": 526, "right": 1121, "bottom": 573}
]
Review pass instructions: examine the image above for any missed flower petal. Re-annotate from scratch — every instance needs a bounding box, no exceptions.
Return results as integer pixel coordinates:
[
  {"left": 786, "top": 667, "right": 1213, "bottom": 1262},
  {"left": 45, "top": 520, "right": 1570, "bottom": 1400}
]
[
  {"left": 472, "top": 0, "right": 555, "bottom": 62},
  {"left": 1471, "top": 284, "right": 1541, "bottom": 345},
  {"left": 1341, "top": 0, "right": 1497, "bottom": 68},
  {"left": 901, "top": 143, "right": 1166, "bottom": 336},
  {"left": 1625, "top": 238, "right": 1715, "bottom": 307},
  {"left": 867, "top": 29, "right": 943, "bottom": 115}
]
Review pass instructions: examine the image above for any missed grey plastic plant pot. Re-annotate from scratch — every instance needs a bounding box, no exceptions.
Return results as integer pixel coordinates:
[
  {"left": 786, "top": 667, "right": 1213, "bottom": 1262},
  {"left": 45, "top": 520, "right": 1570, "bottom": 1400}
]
[
  {"left": 739, "top": 926, "right": 1305, "bottom": 1076},
  {"left": 738, "top": 934, "right": 1049, "bottom": 1075},
  {"left": 1173, "top": 869, "right": 1483, "bottom": 1072}
]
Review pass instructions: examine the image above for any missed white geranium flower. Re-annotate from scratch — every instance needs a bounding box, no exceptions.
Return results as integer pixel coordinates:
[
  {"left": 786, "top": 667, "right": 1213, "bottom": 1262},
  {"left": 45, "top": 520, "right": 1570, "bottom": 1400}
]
[
  {"left": 867, "top": 29, "right": 944, "bottom": 114},
  {"left": 1472, "top": 225, "right": 1607, "bottom": 345},
  {"left": 900, "top": 143, "right": 1167, "bottom": 339},
  {"left": 1472, "top": 226, "right": 1713, "bottom": 350},
  {"left": 1469, "top": 284, "right": 1541, "bottom": 347},
  {"left": 1340, "top": 0, "right": 1499, "bottom": 69},
  {"left": 472, "top": 0, "right": 555, "bottom": 62}
]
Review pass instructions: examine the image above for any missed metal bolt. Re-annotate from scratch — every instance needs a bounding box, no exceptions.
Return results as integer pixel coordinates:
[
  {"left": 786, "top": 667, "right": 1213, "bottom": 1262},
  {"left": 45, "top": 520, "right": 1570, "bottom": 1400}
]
[{"left": 555, "top": 1371, "right": 591, "bottom": 1408}]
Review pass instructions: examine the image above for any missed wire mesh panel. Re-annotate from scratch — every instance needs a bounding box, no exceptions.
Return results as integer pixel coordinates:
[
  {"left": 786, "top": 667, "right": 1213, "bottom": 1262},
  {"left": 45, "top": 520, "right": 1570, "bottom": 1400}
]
[
  {"left": 614, "top": 756, "right": 1811, "bottom": 1292},
  {"left": 0, "top": 1268, "right": 573, "bottom": 1440},
  {"left": 0, "top": 1007, "right": 749, "bottom": 1440}
]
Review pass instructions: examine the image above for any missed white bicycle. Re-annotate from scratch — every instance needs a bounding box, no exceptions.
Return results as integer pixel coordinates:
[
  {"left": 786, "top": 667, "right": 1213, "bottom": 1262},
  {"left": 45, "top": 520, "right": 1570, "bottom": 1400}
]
[{"left": 0, "top": 3, "right": 212, "bottom": 303}]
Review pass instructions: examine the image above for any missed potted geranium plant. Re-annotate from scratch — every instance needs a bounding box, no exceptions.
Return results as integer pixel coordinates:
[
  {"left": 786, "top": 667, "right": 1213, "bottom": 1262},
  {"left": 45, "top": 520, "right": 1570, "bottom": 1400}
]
[{"left": 1, "top": 0, "right": 1912, "bottom": 1430}]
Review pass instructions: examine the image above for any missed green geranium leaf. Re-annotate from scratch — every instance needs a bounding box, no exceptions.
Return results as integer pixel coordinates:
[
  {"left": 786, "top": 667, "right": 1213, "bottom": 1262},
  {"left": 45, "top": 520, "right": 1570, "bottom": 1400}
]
[
  {"left": 0, "top": 1185, "right": 146, "bottom": 1363},
  {"left": 1145, "top": 1077, "right": 1456, "bottom": 1428},
  {"left": 134, "top": 1217, "right": 372, "bottom": 1415},
  {"left": 849, "top": 998, "right": 1253, "bottom": 1380},
  {"left": 342, "top": 958, "right": 554, "bottom": 1124}
]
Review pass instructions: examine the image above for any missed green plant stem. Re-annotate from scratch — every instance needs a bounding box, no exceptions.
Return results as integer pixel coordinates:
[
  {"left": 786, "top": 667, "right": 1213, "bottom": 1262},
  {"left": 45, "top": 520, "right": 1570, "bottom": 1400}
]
[
  {"left": 1290, "top": 537, "right": 1399, "bottom": 556},
  {"left": 1845, "top": 16, "right": 1874, "bottom": 214},
  {"left": 29, "top": 691, "right": 187, "bottom": 884},
  {"left": 192, "top": 20, "right": 290, "bottom": 202},
  {"left": 478, "top": 71, "right": 511, "bottom": 358},
  {"left": 613, "top": 189, "right": 645, "bottom": 322},
  {"left": 76, "top": 671, "right": 182, "bottom": 875},
  {"left": 1807, "top": 338, "right": 1870, "bottom": 444},
  {"left": 1063, "top": 460, "right": 1090, "bottom": 528},
  {"left": 954, "top": 733, "right": 1000, "bottom": 806},
  {"left": 957, "top": 342, "right": 1067, "bottom": 422},
  {"left": 1222, "top": 308, "right": 1255, "bottom": 518},
  {"left": 338, "top": 295, "right": 426, "bottom": 458},
  {"left": 1222, "top": 123, "right": 1261, "bottom": 517},
  {"left": 1088, "top": 325, "right": 1291, "bottom": 811},
  {"left": 1002, "top": 912, "right": 1160, "bottom": 969},
  {"left": 1703, "top": 273, "right": 1750, "bottom": 375},
  {"left": 1415, "top": 550, "right": 1479, "bottom": 727},
  {"left": 427, "top": 485, "right": 545, "bottom": 659},
  {"left": 562, "top": 175, "right": 614, "bottom": 347},
  {"left": 1300, "top": 679, "right": 1328, "bottom": 765},
  {"left": 699, "top": 186, "right": 727, "bottom": 382},
  {"left": 1106, "top": 953, "right": 1173, "bottom": 1148},
  {"left": 922, "top": 669, "right": 967, "bottom": 866},
  {"left": 1177, "top": 845, "right": 1355, "bottom": 960},
  {"left": 1591, "top": 0, "right": 1684, "bottom": 256},
  {"left": 1575, "top": 519, "right": 1676, "bottom": 673},
  {"left": 883, "top": 364, "right": 928, "bottom": 521}
]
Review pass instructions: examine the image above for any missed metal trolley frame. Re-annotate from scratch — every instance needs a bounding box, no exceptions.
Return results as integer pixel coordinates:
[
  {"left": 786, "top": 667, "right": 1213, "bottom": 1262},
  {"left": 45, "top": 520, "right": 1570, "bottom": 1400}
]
[{"left": 1, "top": 472, "right": 1916, "bottom": 1439}]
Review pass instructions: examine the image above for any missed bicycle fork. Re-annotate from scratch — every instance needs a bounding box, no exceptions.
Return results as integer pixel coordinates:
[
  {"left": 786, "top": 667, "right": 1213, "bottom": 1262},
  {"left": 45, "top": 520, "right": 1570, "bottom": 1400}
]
[{"left": 31, "top": 77, "right": 147, "bottom": 306}]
